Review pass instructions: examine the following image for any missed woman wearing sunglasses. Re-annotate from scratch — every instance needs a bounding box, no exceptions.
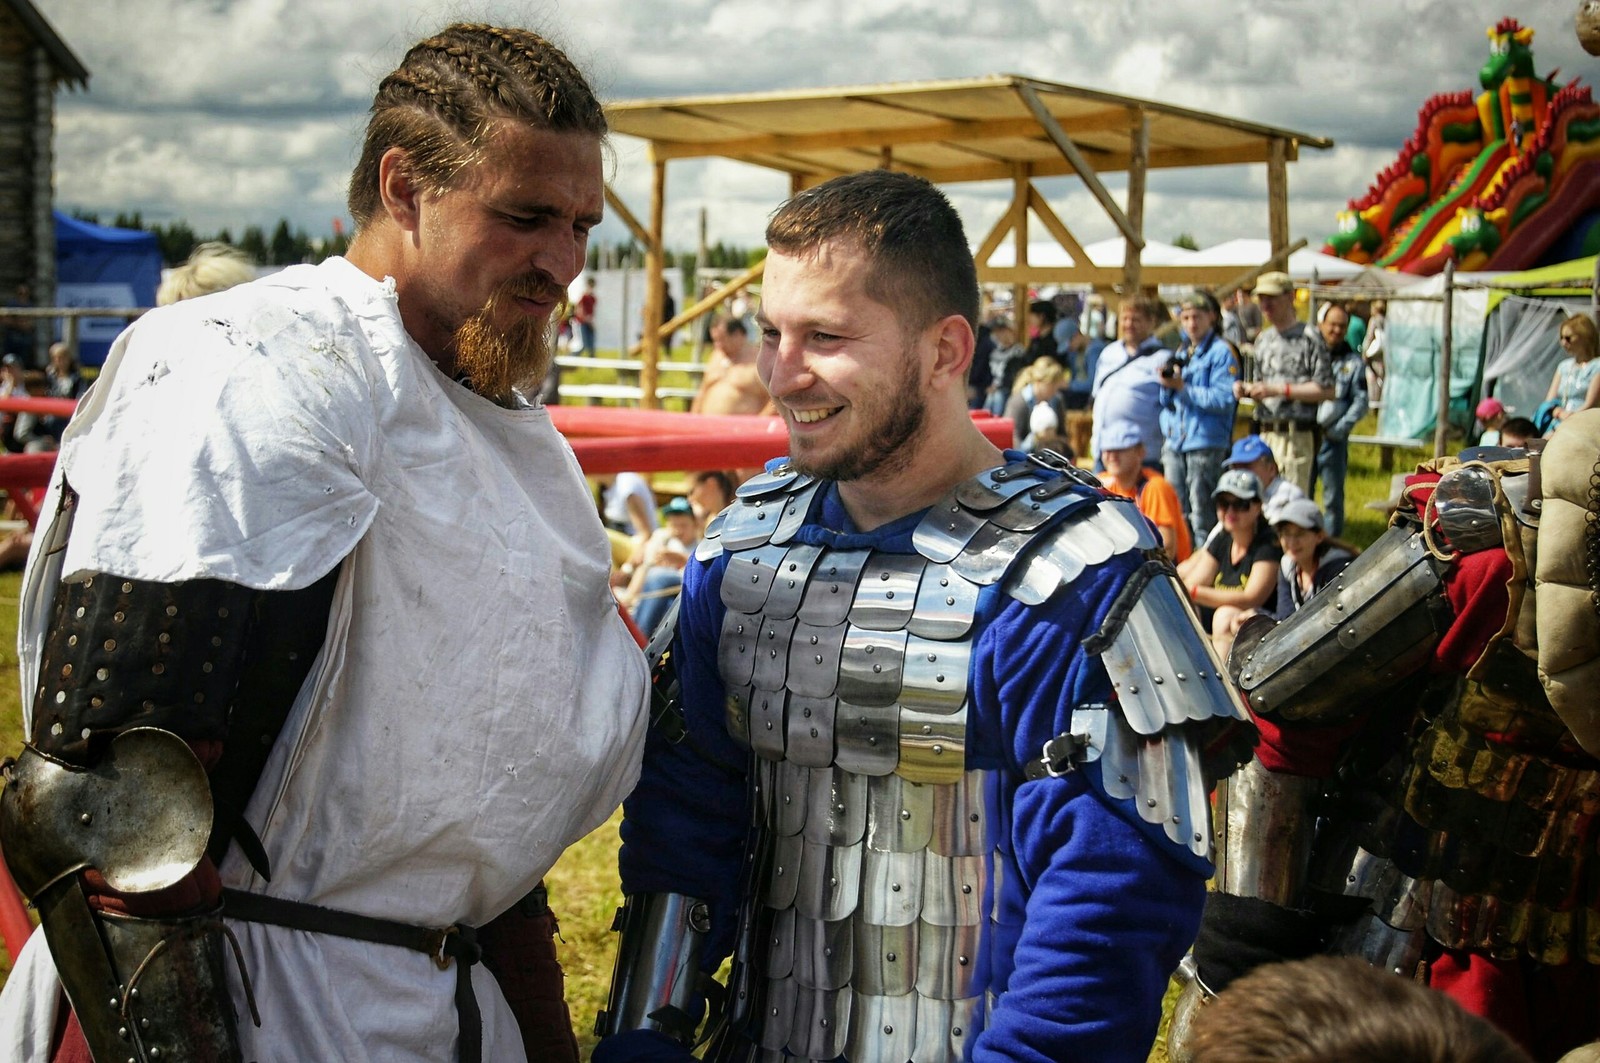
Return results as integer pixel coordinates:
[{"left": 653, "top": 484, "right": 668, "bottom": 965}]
[
  {"left": 1544, "top": 313, "right": 1600, "bottom": 425},
  {"left": 1179, "top": 468, "right": 1282, "bottom": 659}
]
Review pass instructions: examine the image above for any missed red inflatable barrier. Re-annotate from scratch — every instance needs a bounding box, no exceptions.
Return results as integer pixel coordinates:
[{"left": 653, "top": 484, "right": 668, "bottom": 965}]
[
  {"left": 556, "top": 408, "right": 1014, "bottom": 474},
  {"left": 0, "top": 396, "right": 77, "bottom": 418},
  {"left": 0, "top": 855, "right": 30, "bottom": 964}
]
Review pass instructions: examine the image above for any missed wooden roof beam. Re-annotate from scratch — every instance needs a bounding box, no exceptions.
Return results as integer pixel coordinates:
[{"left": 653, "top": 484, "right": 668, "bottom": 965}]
[
  {"left": 639, "top": 103, "right": 1149, "bottom": 163},
  {"left": 1016, "top": 83, "right": 1140, "bottom": 248},
  {"left": 904, "top": 141, "right": 1290, "bottom": 185},
  {"left": 603, "top": 184, "right": 651, "bottom": 245}
]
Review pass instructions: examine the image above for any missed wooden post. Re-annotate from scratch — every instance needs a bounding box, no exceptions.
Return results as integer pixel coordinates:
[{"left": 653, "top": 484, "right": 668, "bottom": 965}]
[
  {"left": 879, "top": 146, "right": 892, "bottom": 169},
  {"left": 1433, "top": 260, "right": 1455, "bottom": 459},
  {"left": 693, "top": 207, "right": 708, "bottom": 362},
  {"left": 790, "top": 172, "right": 804, "bottom": 198},
  {"left": 1268, "top": 138, "right": 1290, "bottom": 262},
  {"left": 1122, "top": 112, "right": 1148, "bottom": 296},
  {"left": 1011, "top": 164, "right": 1029, "bottom": 329},
  {"left": 640, "top": 158, "right": 666, "bottom": 410}
]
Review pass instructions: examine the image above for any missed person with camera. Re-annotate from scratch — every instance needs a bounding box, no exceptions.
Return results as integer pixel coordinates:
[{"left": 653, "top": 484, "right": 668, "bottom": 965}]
[
  {"left": 1159, "top": 290, "right": 1240, "bottom": 539},
  {"left": 1090, "top": 293, "right": 1168, "bottom": 467}
]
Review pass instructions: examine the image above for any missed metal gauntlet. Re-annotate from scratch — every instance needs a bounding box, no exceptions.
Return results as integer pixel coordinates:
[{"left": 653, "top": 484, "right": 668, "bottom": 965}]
[
  {"left": 596, "top": 892, "right": 711, "bottom": 1046},
  {"left": 0, "top": 729, "right": 249, "bottom": 1063}
]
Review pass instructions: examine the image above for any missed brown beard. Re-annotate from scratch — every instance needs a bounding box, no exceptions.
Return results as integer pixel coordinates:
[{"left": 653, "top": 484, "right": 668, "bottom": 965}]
[
  {"left": 787, "top": 340, "right": 926, "bottom": 483},
  {"left": 451, "top": 280, "right": 558, "bottom": 406}
]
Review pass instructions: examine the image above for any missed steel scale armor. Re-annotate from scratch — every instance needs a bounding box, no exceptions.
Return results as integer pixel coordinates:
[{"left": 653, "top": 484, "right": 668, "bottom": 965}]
[{"left": 609, "top": 456, "right": 1252, "bottom": 1062}]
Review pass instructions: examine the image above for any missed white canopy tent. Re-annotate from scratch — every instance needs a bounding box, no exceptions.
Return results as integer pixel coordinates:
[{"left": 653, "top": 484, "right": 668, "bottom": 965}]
[{"left": 1181, "top": 238, "right": 1365, "bottom": 281}]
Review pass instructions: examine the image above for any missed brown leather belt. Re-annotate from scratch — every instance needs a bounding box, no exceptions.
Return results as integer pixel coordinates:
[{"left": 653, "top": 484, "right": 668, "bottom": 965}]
[{"left": 222, "top": 888, "right": 483, "bottom": 1062}]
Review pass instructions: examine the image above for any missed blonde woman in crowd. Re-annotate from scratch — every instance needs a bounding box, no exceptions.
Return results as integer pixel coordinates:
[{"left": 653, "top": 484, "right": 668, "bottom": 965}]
[
  {"left": 155, "top": 242, "right": 257, "bottom": 305},
  {"left": 1003, "top": 355, "right": 1068, "bottom": 450}
]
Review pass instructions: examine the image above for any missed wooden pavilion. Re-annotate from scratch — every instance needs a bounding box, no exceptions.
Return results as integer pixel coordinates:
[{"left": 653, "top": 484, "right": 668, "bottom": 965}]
[{"left": 603, "top": 73, "right": 1332, "bottom": 405}]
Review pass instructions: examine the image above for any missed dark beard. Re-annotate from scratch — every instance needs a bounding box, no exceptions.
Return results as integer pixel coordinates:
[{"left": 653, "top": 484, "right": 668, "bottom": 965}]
[
  {"left": 452, "top": 283, "right": 556, "bottom": 407},
  {"left": 788, "top": 348, "right": 926, "bottom": 483}
]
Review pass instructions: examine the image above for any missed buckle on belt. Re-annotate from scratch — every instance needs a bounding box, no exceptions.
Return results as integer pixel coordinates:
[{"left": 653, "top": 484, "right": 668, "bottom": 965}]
[{"left": 426, "top": 925, "right": 459, "bottom": 970}]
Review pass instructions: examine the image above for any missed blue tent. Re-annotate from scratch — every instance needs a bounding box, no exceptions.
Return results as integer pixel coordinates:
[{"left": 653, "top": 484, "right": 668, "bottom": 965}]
[{"left": 54, "top": 211, "right": 161, "bottom": 366}]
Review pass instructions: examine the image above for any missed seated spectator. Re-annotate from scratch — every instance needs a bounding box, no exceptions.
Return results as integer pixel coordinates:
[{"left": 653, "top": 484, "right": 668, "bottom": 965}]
[
  {"left": 1003, "top": 357, "right": 1068, "bottom": 450},
  {"left": 1500, "top": 416, "right": 1540, "bottom": 449},
  {"left": 1186, "top": 955, "right": 1532, "bottom": 1063},
  {"left": 597, "top": 471, "right": 659, "bottom": 574},
  {"left": 984, "top": 318, "right": 1026, "bottom": 414},
  {"left": 1097, "top": 420, "right": 1191, "bottom": 562},
  {"left": 619, "top": 496, "right": 701, "bottom": 636},
  {"left": 686, "top": 469, "right": 735, "bottom": 527},
  {"left": 0, "top": 354, "right": 26, "bottom": 452},
  {"left": 1228, "top": 498, "right": 1354, "bottom": 637},
  {"left": 1476, "top": 396, "right": 1508, "bottom": 446},
  {"left": 1224, "top": 433, "right": 1305, "bottom": 522},
  {"left": 1179, "top": 469, "right": 1281, "bottom": 659}
]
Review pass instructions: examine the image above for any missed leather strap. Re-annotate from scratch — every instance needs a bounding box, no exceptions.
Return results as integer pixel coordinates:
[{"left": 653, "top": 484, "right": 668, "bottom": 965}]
[{"left": 223, "top": 889, "right": 483, "bottom": 1062}]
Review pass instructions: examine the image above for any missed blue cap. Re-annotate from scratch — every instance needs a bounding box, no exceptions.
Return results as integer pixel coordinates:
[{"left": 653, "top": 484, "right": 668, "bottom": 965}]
[
  {"left": 1099, "top": 421, "right": 1145, "bottom": 453},
  {"left": 1226, "top": 434, "right": 1272, "bottom": 466},
  {"left": 662, "top": 496, "right": 694, "bottom": 516}
]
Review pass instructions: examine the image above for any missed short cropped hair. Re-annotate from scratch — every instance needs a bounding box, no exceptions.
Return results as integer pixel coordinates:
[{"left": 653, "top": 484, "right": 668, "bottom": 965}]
[
  {"left": 156, "top": 243, "right": 256, "bottom": 305},
  {"left": 1188, "top": 956, "right": 1532, "bottom": 1063},
  {"left": 722, "top": 316, "right": 747, "bottom": 336},
  {"left": 764, "top": 170, "right": 979, "bottom": 331},
  {"left": 1122, "top": 293, "right": 1164, "bottom": 323},
  {"left": 348, "top": 23, "right": 606, "bottom": 229}
]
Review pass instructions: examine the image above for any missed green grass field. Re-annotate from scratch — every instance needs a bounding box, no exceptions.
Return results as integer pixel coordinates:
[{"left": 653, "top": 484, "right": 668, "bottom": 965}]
[{"left": 0, "top": 411, "right": 1406, "bottom": 1060}]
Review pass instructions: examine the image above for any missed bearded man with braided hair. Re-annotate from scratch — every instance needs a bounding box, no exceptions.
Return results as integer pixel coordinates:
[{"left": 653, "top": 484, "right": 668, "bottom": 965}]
[{"left": 0, "top": 23, "right": 647, "bottom": 1063}]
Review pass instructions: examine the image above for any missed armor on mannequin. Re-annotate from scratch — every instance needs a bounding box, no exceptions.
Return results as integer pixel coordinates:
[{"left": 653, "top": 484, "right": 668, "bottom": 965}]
[{"left": 1170, "top": 411, "right": 1600, "bottom": 1062}]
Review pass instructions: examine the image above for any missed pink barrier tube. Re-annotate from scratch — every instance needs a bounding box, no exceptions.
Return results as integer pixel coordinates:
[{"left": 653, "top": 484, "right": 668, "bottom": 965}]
[
  {"left": 0, "top": 396, "right": 77, "bottom": 418},
  {"left": 0, "top": 855, "right": 30, "bottom": 962}
]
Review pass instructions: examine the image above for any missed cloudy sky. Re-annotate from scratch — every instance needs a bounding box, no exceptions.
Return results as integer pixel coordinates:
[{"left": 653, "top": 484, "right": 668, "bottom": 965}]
[{"left": 36, "top": 0, "right": 1600, "bottom": 258}]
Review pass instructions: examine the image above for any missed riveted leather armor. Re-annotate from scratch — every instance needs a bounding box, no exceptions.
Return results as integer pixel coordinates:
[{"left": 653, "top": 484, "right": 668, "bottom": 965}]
[{"left": 687, "top": 457, "right": 1250, "bottom": 1063}]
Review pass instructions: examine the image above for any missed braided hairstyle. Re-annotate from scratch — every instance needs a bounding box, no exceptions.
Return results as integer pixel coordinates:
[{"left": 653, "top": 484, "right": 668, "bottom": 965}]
[{"left": 347, "top": 23, "right": 606, "bottom": 229}]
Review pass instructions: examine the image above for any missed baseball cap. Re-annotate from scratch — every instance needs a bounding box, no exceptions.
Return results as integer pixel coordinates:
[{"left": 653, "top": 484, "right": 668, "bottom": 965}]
[
  {"left": 1272, "top": 497, "right": 1325, "bottom": 532},
  {"left": 1213, "top": 469, "right": 1263, "bottom": 501},
  {"left": 1226, "top": 434, "right": 1273, "bottom": 466},
  {"left": 662, "top": 496, "right": 694, "bottom": 517},
  {"left": 1255, "top": 271, "right": 1293, "bottom": 297},
  {"left": 1475, "top": 397, "right": 1506, "bottom": 420},
  {"left": 1178, "top": 290, "right": 1220, "bottom": 316},
  {"left": 1099, "top": 421, "right": 1144, "bottom": 452}
]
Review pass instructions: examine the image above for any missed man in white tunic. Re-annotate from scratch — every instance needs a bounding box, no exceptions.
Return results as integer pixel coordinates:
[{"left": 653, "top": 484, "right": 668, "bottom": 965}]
[{"left": 0, "top": 23, "right": 647, "bottom": 1063}]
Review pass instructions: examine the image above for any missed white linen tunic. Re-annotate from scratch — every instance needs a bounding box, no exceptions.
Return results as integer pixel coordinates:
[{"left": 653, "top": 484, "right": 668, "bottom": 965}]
[{"left": 0, "top": 257, "right": 649, "bottom": 1062}]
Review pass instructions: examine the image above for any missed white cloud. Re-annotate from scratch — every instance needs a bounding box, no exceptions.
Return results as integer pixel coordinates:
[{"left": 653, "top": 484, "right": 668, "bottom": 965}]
[{"left": 34, "top": 0, "right": 1599, "bottom": 260}]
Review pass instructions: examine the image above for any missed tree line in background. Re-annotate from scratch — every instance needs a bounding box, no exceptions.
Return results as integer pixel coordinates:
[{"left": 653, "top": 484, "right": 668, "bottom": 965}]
[
  {"left": 72, "top": 211, "right": 353, "bottom": 267},
  {"left": 73, "top": 210, "right": 765, "bottom": 279}
]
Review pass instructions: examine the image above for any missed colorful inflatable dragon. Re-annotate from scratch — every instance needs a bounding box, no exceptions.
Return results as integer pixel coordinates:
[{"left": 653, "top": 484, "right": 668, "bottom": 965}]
[{"left": 1325, "top": 18, "right": 1600, "bottom": 274}]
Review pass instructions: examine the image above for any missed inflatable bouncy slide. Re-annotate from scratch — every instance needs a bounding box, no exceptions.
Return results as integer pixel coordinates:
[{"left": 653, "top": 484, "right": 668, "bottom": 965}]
[{"left": 1325, "top": 17, "right": 1600, "bottom": 274}]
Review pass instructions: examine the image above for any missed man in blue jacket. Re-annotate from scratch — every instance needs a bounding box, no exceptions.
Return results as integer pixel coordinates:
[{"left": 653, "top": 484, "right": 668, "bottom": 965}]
[
  {"left": 1160, "top": 290, "right": 1240, "bottom": 539},
  {"left": 1313, "top": 303, "right": 1368, "bottom": 537},
  {"left": 596, "top": 170, "right": 1253, "bottom": 1063}
]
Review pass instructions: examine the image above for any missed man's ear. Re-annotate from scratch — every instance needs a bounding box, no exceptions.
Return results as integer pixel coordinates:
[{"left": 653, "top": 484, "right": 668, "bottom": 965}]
[
  {"left": 376, "top": 148, "right": 424, "bottom": 234},
  {"left": 928, "top": 313, "right": 976, "bottom": 390}
]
